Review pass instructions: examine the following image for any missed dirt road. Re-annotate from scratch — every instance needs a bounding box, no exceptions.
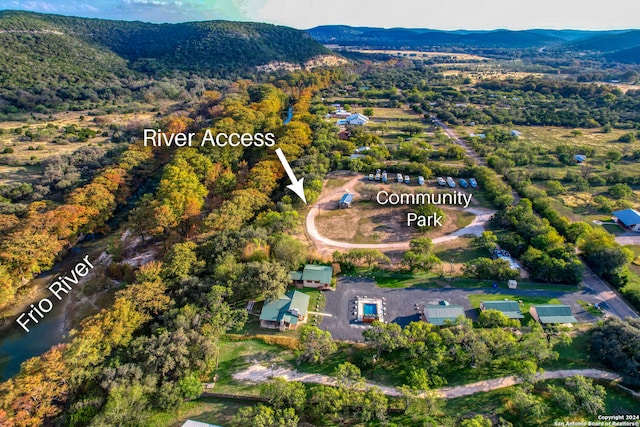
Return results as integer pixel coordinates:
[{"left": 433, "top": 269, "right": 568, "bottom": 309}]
[
  {"left": 232, "top": 365, "right": 621, "bottom": 399},
  {"left": 305, "top": 174, "right": 494, "bottom": 255},
  {"left": 433, "top": 117, "right": 638, "bottom": 320}
]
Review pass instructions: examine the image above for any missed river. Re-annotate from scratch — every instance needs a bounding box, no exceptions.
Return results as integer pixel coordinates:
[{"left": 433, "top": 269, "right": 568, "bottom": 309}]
[{"left": 0, "top": 239, "right": 108, "bottom": 380}]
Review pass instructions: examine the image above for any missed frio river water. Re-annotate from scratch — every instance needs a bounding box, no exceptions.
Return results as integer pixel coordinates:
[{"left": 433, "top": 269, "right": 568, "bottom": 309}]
[{"left": 0, "top": 242, "right": 103, "bottom": 380}]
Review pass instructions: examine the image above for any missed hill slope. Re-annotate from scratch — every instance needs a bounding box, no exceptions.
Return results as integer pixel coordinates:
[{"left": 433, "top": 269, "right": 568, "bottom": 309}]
[{"left": 0, "top": 11, "right": 338, "bottom": 112}]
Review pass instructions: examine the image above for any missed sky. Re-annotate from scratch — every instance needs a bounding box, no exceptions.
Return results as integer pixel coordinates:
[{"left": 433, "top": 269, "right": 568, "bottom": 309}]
[{"left": 1, "top": 0, "right": 639, "bottom": 30}]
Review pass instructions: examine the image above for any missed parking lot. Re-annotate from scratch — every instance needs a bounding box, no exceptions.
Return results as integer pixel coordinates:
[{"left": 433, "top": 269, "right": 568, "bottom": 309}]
[
  {"left": 320, "top": 277, "right": 478, "bottom": 341},
  {"left": 319, "top": 277, "right": 603, "bottom": 341}
]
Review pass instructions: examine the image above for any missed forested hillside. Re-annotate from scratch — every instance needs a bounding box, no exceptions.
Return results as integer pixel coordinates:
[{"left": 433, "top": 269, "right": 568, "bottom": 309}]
[{"left": 0, "top": 11, "right": 336, "bottom": 113}]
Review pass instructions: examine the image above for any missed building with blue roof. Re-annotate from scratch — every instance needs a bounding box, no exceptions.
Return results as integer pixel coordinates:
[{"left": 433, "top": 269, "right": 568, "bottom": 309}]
[
  {"left": 339, "top": 193, "right": 354, "bottom": 208},
  {"left": 613, "top": 209, "right": 640, "bottom": 232}
]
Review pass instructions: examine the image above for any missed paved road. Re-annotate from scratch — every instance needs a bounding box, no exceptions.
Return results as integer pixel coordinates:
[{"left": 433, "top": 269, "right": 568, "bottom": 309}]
[
  {"left": 232, "top": 364, "right": 620, "bottom": 399},
  {"left": 320, "top": 278, "right": 605, "bottom": 342},
  {"left": 616, "top": 232, "right": 640, "bottom": 246},
  {"left": 432, "top": 116, "right": 638, "bottom": 320},
  {"left": 305, "top": 174, "right": 494, "bottom": 255},
  {"left": 580, "top": 265, "right": 638, "bottom": 319}
]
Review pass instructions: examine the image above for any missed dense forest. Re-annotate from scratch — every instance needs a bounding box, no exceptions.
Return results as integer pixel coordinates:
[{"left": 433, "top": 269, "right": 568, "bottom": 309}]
[
  {"left": 0, "top": 11, "right": 336, "bottom": 113},
  {"left": 0, "top": 68, "right": 351, "bottom": 425}
]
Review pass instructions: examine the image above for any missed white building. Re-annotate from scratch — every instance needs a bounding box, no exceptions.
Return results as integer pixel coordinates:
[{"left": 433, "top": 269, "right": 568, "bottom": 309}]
[{"left": 346, "top": 113, "right": 369, "bottom": 126}]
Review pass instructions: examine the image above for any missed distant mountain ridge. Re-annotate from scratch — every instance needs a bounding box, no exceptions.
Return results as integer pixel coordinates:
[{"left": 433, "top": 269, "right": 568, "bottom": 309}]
[
  {"left": 307, "top": 25, "right": 640, "bottom": 62},
  {"left": 0, "top": 10, "right": 339, "bottom": 112},
  {"left": 0, "top": 10, "right": 335, "bottom": 74}
]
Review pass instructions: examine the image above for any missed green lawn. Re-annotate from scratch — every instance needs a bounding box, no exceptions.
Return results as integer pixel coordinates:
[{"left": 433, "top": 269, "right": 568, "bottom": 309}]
[
  {"left": 368, "top": 270, "right": 439, "bottom": 288},
  {"left": 577, "top": 299, "right": 604, "bottom": 317},
  {"left": 434, "top": 237, "right": 488, "bottom": 264},
  {"left": 541, "top": 327, "right": 598, "bottom": 371},
  {"left": 212, "top": 339, "right": 295, "bottom": 395},
  {"left": 150, "top": 397, "right": 253, "bottom": 427}
]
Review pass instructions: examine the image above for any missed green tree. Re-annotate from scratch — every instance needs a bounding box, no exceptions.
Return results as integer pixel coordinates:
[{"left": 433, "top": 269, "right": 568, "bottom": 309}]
[
  {"left": 363, "top": 107, "right": 374, "bottom": 117},
  {"left": 565, "top": 375, "right": 606, "bottom": 415},
  {"left": 464, "top": 258, "right": 519, "bottom": 281},
  {"left": 618, "top": 132, "right": 636, "bottom": 143},
  {"left": 362, "top": 320, "right": 405, "bottom": 355},
  {"left": 260, "top": 378, "right": 306, "bottom": 413},
  {"left": 459, "top": 415, "right": 492, "bottom": 427},
  {"left": 548, "top": 383, "right": 577, "bottom": 413},
  {"left": 401, "top": 124, "right": 423, "bottom": 136},
  {"left": 231, "top": 404, "right": 298, "bottom": 427},
  {"left": 271, "top": 235, "right": 307, "bottom": 270},
  {"left": 477, "top": 309, "right": 519, "bottom": 328},
  {"left": 237, "top": 261, "right": 290, "bottom": 301},
  {"left": 298, "top": 325, "right": 337, "bottom": 363},
  {"left": 404, "top": 237, "right": 441, "bottom": 272},
  {"left": 609, "top": 183, "right": 633, "bottom": 199},
  {"left": 473, "top": 231, "right": 498, "bottom": 252},
  {"left": 334, "top": 362, "right": 365, "bottom": 391},
  {"left": 359, "top": 387, "right": 388, "bottom": 422},
  {"left": 347, "top": 248, "right": 390, "bottom": 269},
  {"left": 350, "top": 158, "right": 365, "bottom": 173},
  {"left": 545, "top": 180, "right": 565, "bottom": 196},
  {"left": 162, "top": 241, "right": 204, "bottom": 281},
  {"left": 606, "top": 150, "right": 623, "bottom": 162}
]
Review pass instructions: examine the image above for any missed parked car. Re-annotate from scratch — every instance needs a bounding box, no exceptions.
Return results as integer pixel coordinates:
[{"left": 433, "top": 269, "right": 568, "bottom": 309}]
[
  {"left": 446, "top": 177, "right": 456, "bottom": 188},
  {"left": 418, "top": 176, "right": 425, "bottom": 185},
  {"left": 469, "top": 178, "right": 478, "bottom": 188},
  {"left": 437, "top": 177, "right": 446, "bottom": 186},
  {"left": 368, "top": 173, "right": 374, "bottom": 181},
  {"left": 397, "top": 173, "right": 403, "bottom": 183},
  {"left": 404, "top": 175, "right": 410, "bottom": 184},
  {"left": 459, "top": 178, "right": 469, "bottom": 188}
]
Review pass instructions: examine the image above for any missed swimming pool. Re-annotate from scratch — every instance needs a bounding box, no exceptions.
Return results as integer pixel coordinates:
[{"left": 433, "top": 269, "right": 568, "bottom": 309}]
[{"left": 363, "top": 303, "right": 378, "bottom": 316}]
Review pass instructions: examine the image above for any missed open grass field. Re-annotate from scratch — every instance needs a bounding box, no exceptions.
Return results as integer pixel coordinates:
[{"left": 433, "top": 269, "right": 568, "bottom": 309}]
[
  {"left": 434, "top": 237, "right": 487, "bottom": 263},
  {"left": 0, "top": 107, "right": 162, "bottom": 185},
  {"left": 315, "top": 197, "right": 474, "bottom": 245},
  {"left": 369, "top": 107, "right": 422, "bottom": 119},
  {"left": 458, "top": 125, "right": 638, "bottom": 153},
  {"left": 347, "top": 49, "right": 490, "bottom": 61}
]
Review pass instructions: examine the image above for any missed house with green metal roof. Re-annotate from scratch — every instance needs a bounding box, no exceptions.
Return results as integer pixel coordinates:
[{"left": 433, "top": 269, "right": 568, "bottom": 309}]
[
  {"left": 259, "top": 290, "right": 310, "bottom": 331},
  {"left": 290, "top": 264, "right": 333, "bottom": 289},
  {"left": 530, "top": 304, "right": 577, "bottom": 325},
  {"left": 480, "top": 300, "right": 524, "bottom": 319},
  {"left": 422, "top": 301, "right": 466, "bottom": 326}
]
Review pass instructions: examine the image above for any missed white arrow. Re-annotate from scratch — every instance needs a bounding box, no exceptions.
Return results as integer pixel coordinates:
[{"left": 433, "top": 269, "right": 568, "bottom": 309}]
[{"left": 275, "top": 148, "right": 307, "bottom": 204}]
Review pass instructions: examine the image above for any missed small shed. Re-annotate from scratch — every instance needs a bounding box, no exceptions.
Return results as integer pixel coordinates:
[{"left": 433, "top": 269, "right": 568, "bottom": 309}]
[
  {"left": 508, "top": 280, "right": 518, "bottom": 289},
  {"left": 339, "top": 193, "right": 354, "bottom": 208}
]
